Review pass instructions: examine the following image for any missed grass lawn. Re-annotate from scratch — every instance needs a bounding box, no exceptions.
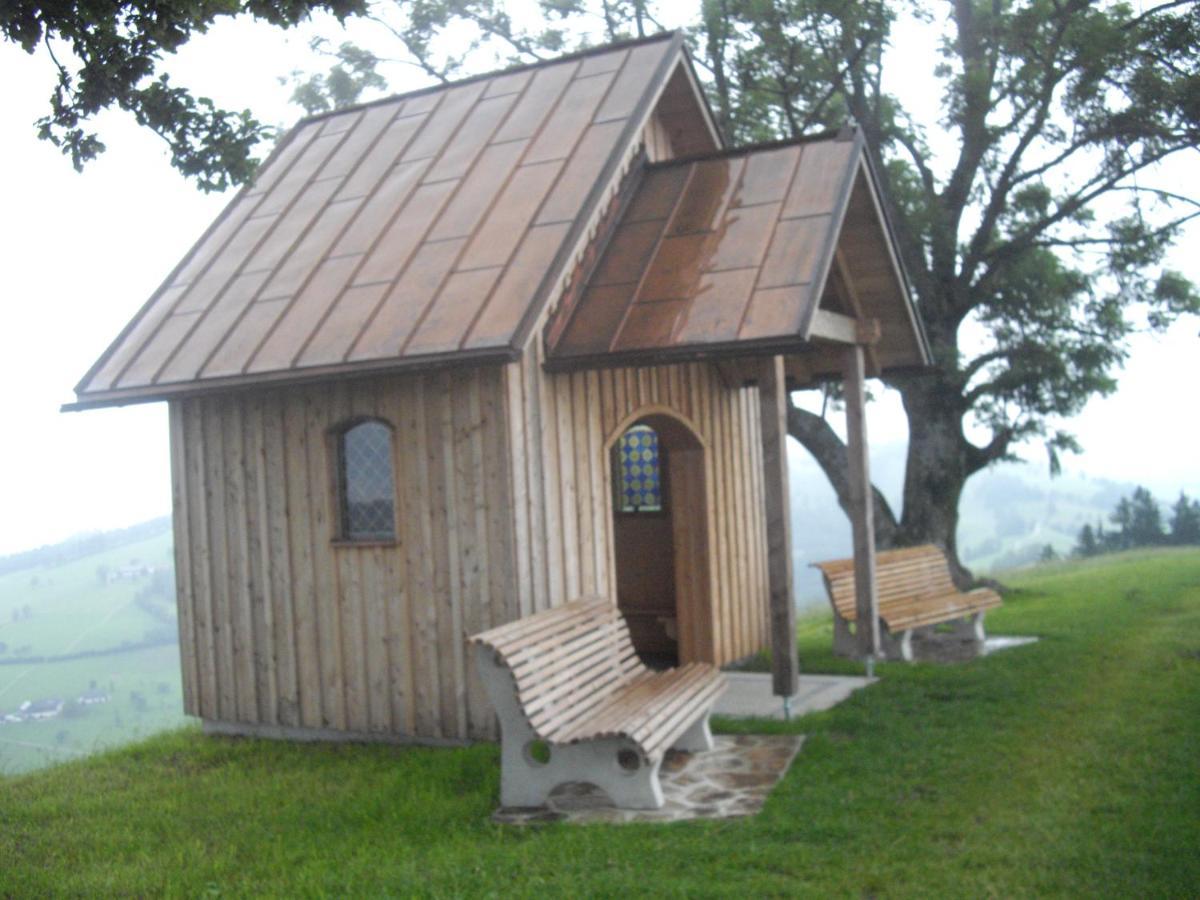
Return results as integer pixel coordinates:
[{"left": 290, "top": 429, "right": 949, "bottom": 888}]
[{"left": 1, "top": 549, "right": 1197, "bottom": 896}]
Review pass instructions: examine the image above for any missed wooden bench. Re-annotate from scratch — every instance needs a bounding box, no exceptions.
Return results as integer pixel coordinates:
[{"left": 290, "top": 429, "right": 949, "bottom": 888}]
[
  {"left": 469, "top": 597, "right": 726, "bottom": 809},
  {"left": 812, "top": 545, "right": 1002, "bottom": 662}
]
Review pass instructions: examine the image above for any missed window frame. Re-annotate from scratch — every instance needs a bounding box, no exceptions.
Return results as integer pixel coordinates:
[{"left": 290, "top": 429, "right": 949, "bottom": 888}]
[{"left": 331, "top": 416, "right": 399, "bottom": 546}]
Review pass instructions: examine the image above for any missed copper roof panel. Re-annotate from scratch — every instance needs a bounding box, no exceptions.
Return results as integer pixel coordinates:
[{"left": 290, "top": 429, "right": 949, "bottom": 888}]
[
  {"left": 458, "top": 159, "right": 563, "bottom": 271},
  {"left": 534, "top": 120, "right": 626, "bottom": 225},
  {"left": 405, "top": 266, "right": 503, "bottom": 355},
  {"left": 353, "top": 179, "right": 457, "bottom": 286},
  {"left": 203, "top": 299, "right": 288, "bottom": 378},
  {"left": 524, "top": 69, "right": 614, "bottom": 165},
  {"left": 672, "top": 268, "right": 759, "bottom": 344},
  {"left": 427, "top": 139, "right": 528, "bottom": 241},
  {"left": 297, "top": 282, "right": 391, "bottom": 368},
  {"left": 666, "top": 157, "right": 740, "bottom": 235},
  {"left": 248, "top": 254, "right": 360, "bottom": 373},
  {"left": 73, "top": 33, "right": 684, "bottom": 406},
  {"left": 334, "top": 113, "right": 428, "bottom": 201},
  {"left": 464, "top": 221, "right": 571, "bottom": 349},
  {"left": 158, "top": 271, "right": 272, "bottom": 383},
  {"left": 348, "top": 238, "right": 466, "bottom": 361}
]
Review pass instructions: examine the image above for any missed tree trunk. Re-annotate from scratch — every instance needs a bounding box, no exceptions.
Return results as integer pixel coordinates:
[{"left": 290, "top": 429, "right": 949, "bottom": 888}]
[
  {"left": 785, "top": 399, "right": 900, "bottom": 550},
  {"left": 892, "top": 376, "right": 974, "bottom": 589}
]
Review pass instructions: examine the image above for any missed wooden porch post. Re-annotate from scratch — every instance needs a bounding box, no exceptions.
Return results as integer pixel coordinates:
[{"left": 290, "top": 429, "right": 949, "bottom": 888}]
[
  {"left": 759, "top": 355, "right": 799, "bottom": 698},
  {"left": 843, "top": 344, "right": 880, "bottom": 659}
]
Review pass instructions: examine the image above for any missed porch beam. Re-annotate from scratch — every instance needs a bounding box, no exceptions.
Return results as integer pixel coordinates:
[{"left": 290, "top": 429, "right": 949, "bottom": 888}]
[
  {"left": 843, "top": 344, "right": 880, "bottom": 659},
  {"left": 759, "top": 355, "right": 799, "bottom": 698}
]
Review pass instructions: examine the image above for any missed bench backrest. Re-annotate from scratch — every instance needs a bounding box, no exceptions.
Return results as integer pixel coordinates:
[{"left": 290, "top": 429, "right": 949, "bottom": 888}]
[
  {"left": 469, "top": 598, "right": 645, "bottom": 742},
  {"left": 812, "top": 544, "right": 959, "bottom": 622}
]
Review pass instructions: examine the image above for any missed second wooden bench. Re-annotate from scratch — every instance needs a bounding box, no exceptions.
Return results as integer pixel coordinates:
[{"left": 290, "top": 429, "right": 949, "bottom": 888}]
[{"left": 812, "top": 544, "right": 1002, "bottom": 661}]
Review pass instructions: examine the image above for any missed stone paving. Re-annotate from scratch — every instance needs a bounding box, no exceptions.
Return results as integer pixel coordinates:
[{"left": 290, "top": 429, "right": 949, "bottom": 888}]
[
  {"left": 715, "top": 672, "right": 875, "bottom": 720},
  {"left": 492, "top": 734, "right": 804, "bottom": 825}
]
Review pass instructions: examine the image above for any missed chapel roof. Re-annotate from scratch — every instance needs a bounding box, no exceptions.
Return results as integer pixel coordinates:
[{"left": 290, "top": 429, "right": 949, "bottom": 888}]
[{"left": 72, "top": 32, "right": 694, "bottom": 408}]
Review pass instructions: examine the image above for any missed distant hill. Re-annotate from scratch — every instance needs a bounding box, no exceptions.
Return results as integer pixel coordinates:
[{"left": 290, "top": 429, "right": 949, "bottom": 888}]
[{"left": 0, "top": 518, "right": 171, "bottom": 578}]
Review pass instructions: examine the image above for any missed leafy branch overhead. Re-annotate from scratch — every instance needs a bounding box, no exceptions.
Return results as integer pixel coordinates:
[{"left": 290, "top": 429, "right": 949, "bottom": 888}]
[{"left": 3, "top": 0, "right": 367, "bottom": 191}]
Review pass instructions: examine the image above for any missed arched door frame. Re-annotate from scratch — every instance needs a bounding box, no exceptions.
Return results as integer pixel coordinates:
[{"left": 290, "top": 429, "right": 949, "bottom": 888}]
[{"left": 603, "top": 406, "right": 715, "bottom": 664}]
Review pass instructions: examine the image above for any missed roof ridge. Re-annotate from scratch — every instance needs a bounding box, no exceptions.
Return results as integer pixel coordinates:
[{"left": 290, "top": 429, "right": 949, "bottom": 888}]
[{"left": 292, "top": 30, "right": 681, "bottom": 128}]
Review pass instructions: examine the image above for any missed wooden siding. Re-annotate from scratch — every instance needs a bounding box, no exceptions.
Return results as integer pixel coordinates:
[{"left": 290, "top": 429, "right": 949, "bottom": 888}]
[
  {"left": 502, "top": 339, "right": 770, "bottom": 666},
  {"left": 169, "top": 368, "right": 515, "bottom": 741}
]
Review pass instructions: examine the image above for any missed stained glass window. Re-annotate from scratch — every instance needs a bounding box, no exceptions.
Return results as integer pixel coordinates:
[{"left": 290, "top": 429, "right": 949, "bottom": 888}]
[
  {"left": 339, "top": 420, "right": 396, "bottom": 541},
  {"left": 615, "top": 424, "right": 663, "bottom": 513}
]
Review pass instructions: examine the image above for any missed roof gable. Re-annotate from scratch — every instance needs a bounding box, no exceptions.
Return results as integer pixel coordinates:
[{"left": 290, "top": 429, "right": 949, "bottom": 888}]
[
  {"left": 545, "top": 130, "right": 929, "bottom": 373},
  {"left": 73, "top": 32, "right": 687, "bottom": 408}
]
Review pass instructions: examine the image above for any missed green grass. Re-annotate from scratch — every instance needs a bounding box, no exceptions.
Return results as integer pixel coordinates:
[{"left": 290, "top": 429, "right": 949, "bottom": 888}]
[{"left": 1, "top": 549, "right": 1197, "bottom": 897}]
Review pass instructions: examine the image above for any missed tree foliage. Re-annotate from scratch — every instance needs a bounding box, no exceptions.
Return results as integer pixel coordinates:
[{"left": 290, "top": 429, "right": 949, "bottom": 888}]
[
  {"left": 299, "top": 0, "right": 1199, "bottom": 583},
  {"left": 1075, "top": 484, "right": 1197, "bottom": 556},
  {"left": 3, "top": 0, "right": 367, "bottom": 190}
]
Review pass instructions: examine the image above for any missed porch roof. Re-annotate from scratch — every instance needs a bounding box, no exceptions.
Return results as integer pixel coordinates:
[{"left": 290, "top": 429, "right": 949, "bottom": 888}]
[{"left": 544, "top": 130, "right": 930, "bottom": 377}]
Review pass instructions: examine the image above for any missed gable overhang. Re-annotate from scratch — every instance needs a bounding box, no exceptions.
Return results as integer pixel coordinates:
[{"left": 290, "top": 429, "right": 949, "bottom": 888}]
[{"left": 543, "top": 128, "right": 931, "bottom": 380}]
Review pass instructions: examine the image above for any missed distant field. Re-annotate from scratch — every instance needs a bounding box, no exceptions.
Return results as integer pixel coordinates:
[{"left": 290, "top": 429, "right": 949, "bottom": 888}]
[{"left": 0, "top": 531, "right": 188, "bottom": 774}]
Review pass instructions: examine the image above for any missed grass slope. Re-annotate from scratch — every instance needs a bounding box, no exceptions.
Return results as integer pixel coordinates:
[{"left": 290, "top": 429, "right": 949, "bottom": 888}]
[
  {"left": 0, "top": 531, "right": 185, "bottom": 774},
  {"left": 1, "top": 549, "right": 1197, "bottom": 897}
]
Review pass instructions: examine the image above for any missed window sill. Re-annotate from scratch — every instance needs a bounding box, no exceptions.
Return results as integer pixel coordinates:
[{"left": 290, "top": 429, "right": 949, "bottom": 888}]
[{"left": 331, "top": 539, "right": 398, "bottom": 549}]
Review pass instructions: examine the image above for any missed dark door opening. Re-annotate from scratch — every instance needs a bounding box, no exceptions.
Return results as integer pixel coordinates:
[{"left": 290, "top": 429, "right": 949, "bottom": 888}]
[{"left": 611, "top": 414, "right": 708, "bottom": 668}]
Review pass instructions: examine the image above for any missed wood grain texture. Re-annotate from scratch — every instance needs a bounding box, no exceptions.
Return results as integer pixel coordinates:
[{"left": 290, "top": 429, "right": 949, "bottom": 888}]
[
  {"left": 170, "top": 366, "right": 514, "bottom": 741},
  {"left": 503, "top": 339, "right": 770, "bottom": 667}
]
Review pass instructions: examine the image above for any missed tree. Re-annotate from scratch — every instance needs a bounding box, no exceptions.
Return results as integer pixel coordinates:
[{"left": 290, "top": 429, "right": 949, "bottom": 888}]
[
  {"left": 1074, "top": 523, "right": 1099, "bottom": 557},
  {"left": 1128, "top": 485, "right": 1165, "bottom": 545},
  {"left": 1039, "top": 543, "right": 1058, "bottom": 562},
  {"left": 1169, "top": 491, "right": 1200, "bottom": 544},
  {"left": 3, "top": 0, "right": 367, "bottom": 190},
  {"left": 296, "top": 1, "right": 1199, "bottom": 586}
]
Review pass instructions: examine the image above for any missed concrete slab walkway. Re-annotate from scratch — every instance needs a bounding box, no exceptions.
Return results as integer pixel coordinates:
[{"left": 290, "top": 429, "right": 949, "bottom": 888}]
[{"left": 714, "top": 672, "right": 876, "bottom": 720}]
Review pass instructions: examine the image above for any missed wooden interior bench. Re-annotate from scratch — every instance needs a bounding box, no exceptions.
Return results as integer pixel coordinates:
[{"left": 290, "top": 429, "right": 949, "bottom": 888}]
[
  {"left": 812, "top": 545, "right": 1003, "bottom": 662},
  {"left": 469, "top": 597, "right": 727, "bottom": 810}
]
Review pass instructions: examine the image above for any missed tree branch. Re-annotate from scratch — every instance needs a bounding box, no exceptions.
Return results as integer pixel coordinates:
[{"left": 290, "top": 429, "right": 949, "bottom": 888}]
[{"left": 786, "top": 397, "right": 900, "bottom": 549}]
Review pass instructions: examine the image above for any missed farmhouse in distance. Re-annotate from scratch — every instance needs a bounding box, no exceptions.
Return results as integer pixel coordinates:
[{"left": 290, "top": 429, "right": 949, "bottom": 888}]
[{"left": 68, "top": 32, "right": 928, "bottom": 744}]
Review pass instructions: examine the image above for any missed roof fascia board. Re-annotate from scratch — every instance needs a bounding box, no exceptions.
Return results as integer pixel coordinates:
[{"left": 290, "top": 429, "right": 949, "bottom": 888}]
[
  {"left": 63, "top": 345, "right": 518, "bottom": 412},
  {"left": 853, "top": 149, "right": 933, "bottom": 366}
]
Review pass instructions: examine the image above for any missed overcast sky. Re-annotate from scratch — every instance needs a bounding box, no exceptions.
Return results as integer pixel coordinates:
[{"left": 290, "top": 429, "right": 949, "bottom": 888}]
[{"left": 0, "top": 10, "right": 1195, "bottom": 556}]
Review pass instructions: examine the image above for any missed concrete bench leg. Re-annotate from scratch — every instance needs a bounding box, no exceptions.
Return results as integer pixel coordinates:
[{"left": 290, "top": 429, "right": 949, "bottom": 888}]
[
  {"left": 832, "top": 615, "right": 858, "bottom": 658},
  {"left": 474, "top": 644, "right": 670, "bottom": 810},
  {"left": 671, "top": 707, "right": 715, "bottom": 753},
  {"left": 953, "top": 611, "right": 986, "bottom": 643},
  {"left": 879, "top": 627, "right": 914, "bottom": 662}
]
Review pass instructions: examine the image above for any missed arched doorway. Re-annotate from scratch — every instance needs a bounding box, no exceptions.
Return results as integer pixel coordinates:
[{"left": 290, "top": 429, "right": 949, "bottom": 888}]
[{"left": 609, "top": 411, "right": 710, "bottom": 667}]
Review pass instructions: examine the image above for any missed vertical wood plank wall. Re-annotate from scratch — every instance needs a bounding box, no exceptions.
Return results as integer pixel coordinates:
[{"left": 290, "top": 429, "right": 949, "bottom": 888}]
[
  {"left": 169, "top": 367, "right": 515, "bottom": 742},
  {"left": 502, "top": 341, "right": 771, "bottom": 666}
]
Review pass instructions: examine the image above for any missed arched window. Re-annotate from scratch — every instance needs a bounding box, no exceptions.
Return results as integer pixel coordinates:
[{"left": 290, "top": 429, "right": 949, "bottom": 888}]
[
  {"left": 336, "top": 419, "right": 396, "bottom": 541},
  {"left": 613, "top": 423, "right": 664, "bottom": 514}
]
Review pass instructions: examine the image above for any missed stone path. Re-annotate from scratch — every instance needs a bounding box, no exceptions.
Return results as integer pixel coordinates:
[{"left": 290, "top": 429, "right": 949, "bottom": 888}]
[{"left": 492, "top": 734, "right": 804, "bottom": 825}]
